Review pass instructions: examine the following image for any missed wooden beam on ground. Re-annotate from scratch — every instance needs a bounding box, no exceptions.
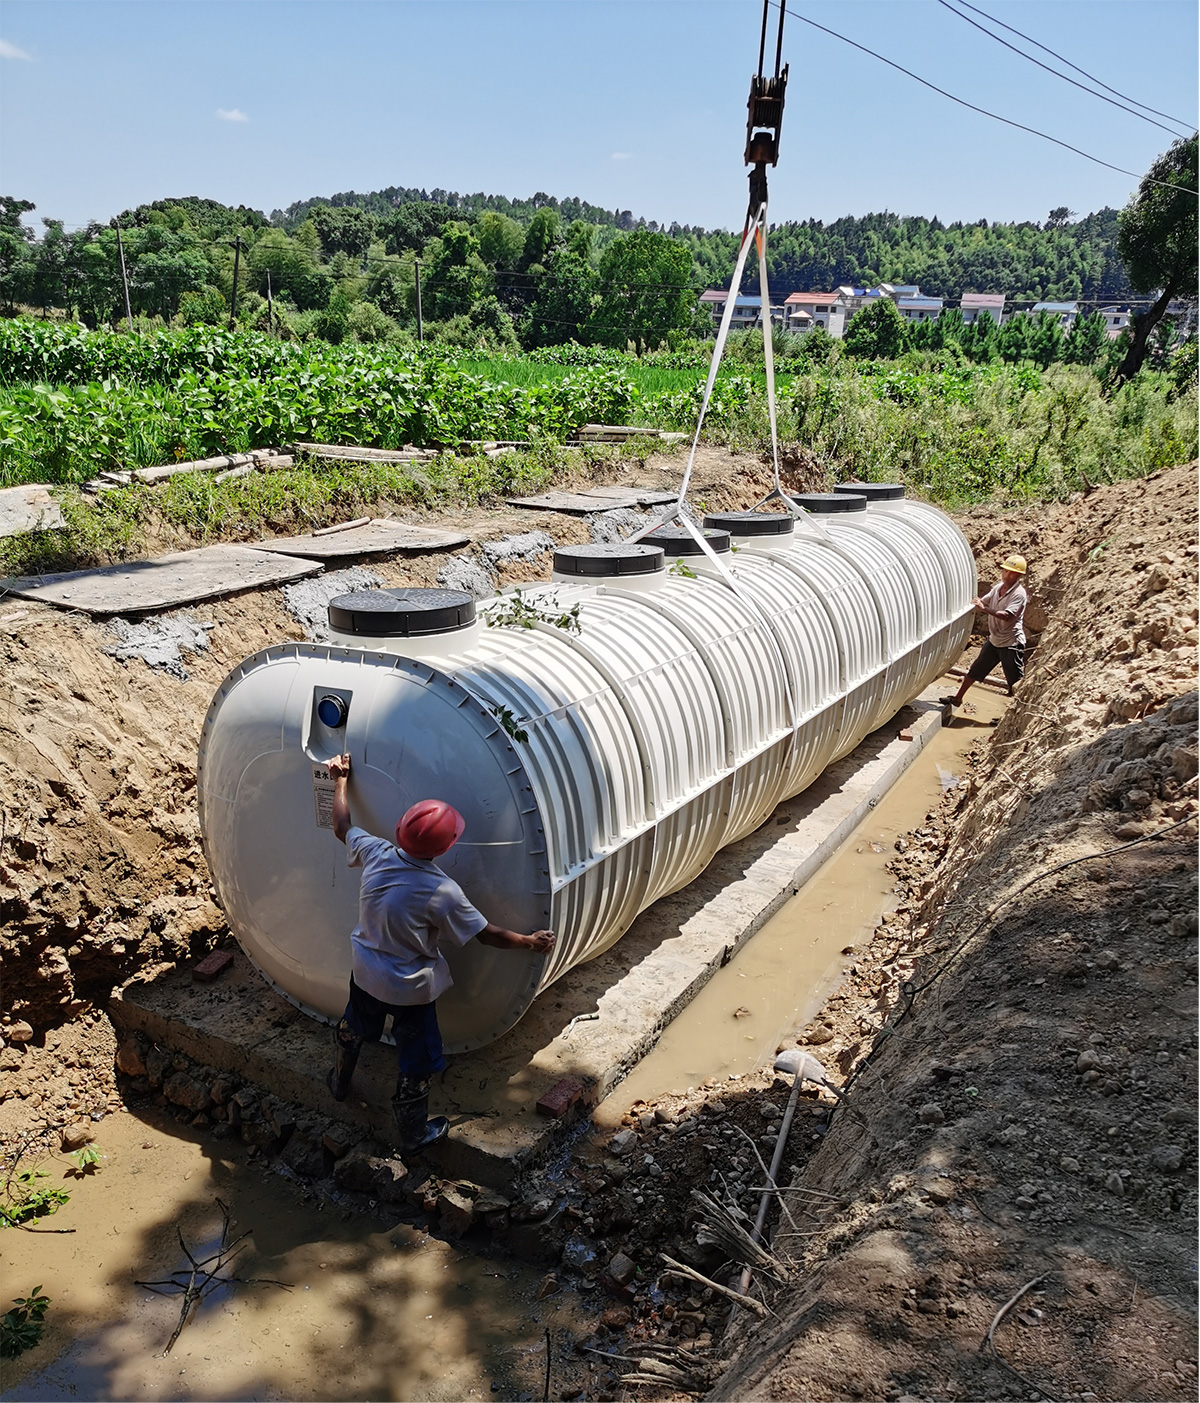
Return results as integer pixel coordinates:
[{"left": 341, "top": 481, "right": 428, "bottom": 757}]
[
  {"left": 1, "top": 545, "right": 322, "bottom": 616},
  {"left": 78, "top": 450, "right": 294, "bottom": 495},
  {"left": 293, "top": 442, "right": 437, "bottom": 465}
]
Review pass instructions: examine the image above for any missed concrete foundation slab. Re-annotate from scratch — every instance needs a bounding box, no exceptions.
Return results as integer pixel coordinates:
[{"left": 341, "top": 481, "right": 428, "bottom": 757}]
[
  {"left": 505, "top": 488, "right": 676, "bottom": 514},
  {"left": 110, "top": 685, "right": 947, "bottom": 1191}
]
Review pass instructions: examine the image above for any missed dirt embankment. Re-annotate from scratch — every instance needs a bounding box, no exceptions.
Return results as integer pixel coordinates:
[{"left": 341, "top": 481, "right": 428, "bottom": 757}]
[{"left": 707, "top": 462, "right": 1198, "bottom": 1403}]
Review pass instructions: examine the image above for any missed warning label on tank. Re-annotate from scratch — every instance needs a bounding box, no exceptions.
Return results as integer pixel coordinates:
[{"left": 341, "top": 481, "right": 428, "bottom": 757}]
[{"left": 311, "top": 764, "right": 336, "bottom": 829}]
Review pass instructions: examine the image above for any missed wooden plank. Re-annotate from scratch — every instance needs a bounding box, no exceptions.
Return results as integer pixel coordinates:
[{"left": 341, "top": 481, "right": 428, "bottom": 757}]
[
  {"left": 1, "top": 545, "right": 322, "bottom": 615},
  {"left": 293, "top": 441, "right": 436, "bottom": 465},
  {"left": 505, "top": 488, "right": 677, "bottom": 514},
  {"left": 131, "top": 449, "right": 293, "bottom": 485},
  {"left": 246, "top": 519, "right": 469, "bottom": 560},
  {"left": 0, "top": 485, "right": 65, "bottom": 539},
  {"left": 578, "top": 423, "right": 663, "bottom": 441},
  {"left": 133, "top": 452, "right": 257, "bottom": 485},
  {"left": 312, "top": 517, "right": 372, "bottom": 537}
]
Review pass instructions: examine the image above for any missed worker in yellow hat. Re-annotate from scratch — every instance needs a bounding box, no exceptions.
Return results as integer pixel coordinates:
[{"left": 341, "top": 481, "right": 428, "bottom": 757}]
[{"left": 944, "top": 554, "right": 1028, "bottom": 706}]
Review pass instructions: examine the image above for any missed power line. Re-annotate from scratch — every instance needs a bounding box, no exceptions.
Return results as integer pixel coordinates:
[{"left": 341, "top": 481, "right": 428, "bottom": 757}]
[
  {"left": 936, "top": 0, "right": 1191, "bottom": 138},
  {"left": 773, "top": 2, "right": 1199, "bottom": 196},
  {"left": 952, "top": 0, "right": 1195, "bottom": 132}
]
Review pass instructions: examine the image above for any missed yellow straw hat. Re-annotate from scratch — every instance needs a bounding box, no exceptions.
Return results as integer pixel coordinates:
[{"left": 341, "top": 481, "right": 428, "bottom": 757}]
[{"left": 1001, "top": 554, "right": 1027, "bottom": 574}]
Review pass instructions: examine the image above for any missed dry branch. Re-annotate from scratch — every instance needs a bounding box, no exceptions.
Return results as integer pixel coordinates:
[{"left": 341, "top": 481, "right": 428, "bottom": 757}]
[
  {"left": 690, "top": 1190, "right": 790, "bottom": 1281},
  {"left": 659, "top": 1254, "right": 770, "bottom": 1317},
  {"left": 134, "top": 1198, "right": 291, "bottom": 1354}
]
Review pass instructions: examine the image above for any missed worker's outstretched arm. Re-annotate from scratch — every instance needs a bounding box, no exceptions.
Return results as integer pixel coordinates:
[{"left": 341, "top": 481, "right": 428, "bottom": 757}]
[
  {"left": 329, "top": 753, "right": 352, "bottom": 843},
  {"left": 477, "top": 924, "right": 555, "bottom": 954}
]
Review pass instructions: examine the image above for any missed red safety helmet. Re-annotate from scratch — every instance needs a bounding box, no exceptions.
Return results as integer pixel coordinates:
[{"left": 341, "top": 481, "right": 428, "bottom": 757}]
[{"left": 395, "top": 800, "right": 465, "bottom": 859}]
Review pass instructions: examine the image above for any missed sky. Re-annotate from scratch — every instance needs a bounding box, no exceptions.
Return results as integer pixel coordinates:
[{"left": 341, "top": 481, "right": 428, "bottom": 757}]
[{"left": 1, "top": 1, "right": 1196, "bottom": 235}]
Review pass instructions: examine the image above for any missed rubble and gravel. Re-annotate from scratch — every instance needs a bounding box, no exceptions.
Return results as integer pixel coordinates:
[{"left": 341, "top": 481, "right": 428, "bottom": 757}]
[
  {"left": 590, "top": 508, "right": 649, "bottom": 543},
  {"left": 436, "top": 555, "right": 497, "bottom": 599},
  {"left": 479, "top": 530, "right": 555, "bottom": 567},
  {"left": 280, "top": 565, "right": 383, "bottom": 639},
  {"left": 103, "top": 615, "right": 215, "bottom": 680}
]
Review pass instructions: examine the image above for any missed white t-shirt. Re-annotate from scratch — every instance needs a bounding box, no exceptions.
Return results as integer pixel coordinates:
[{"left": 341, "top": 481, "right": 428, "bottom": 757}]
[
  {"left": 980, "top": 579, "right": 1027, "bottom": 648},
  {"left": 346, "top": 826, "right": 488, "bottom": 1005}
]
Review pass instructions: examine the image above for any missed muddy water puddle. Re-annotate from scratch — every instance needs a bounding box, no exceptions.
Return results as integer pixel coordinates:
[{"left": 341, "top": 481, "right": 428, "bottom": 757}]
[
  {"left": 595, "top": 688, "right": 1008, "bottom": 1123},
  {"left": 1, "top": 1110, "right": 582, "bottom": 1402}
]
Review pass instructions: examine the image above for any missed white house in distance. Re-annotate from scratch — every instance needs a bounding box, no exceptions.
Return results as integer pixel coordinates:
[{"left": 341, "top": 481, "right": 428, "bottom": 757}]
[
  {"left": 1032, "top": 300, "right": 1079, "bottom": 330},
  {"left": 960, "top": 293, "right": 1006, "bottom": 325},
  {"left": 782, "top": 291, "right": 847, "bottom": 336},
  {"left": 895, "top": 292, "right": 944, "bottom": 324},
  {"left": 698, "top": 290, "right": 781, "bottom": 330},
  {"left": 1099, "top": 306, "right": 1131, "bottom": 338}
]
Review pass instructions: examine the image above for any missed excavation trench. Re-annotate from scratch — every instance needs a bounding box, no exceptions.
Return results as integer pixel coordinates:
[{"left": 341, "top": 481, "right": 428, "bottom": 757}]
[
  {"left": 3, "top": 680, "right": 1005, "bottom": 1402},
  {"left": 5, "top": 460, "right": 1194, "bottom": 1403},
  {"left": 594, "top": 685, "right": 1007, "bottom": 1122}
]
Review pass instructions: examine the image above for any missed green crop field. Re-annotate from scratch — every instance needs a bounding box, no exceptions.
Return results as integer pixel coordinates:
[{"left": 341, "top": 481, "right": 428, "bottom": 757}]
[{"left": 0, "top": 318, "right": 1194, "bottom": 585}]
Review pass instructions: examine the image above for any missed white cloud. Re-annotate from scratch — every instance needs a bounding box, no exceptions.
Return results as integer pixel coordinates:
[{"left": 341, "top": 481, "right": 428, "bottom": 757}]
[
  {"left": 0, "top": 39, "right": 32, "bottom": 60},
  {"left": 610, "top": 152, "right": 633, "bottom": 161},
  {"left": 216, "top": 107, "right": 249, "bottom": 123}
]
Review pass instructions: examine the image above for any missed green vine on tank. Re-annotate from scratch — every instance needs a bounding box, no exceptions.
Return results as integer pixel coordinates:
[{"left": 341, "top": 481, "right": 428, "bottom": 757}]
[
  {"left": 487, "top": 704, "right": 529, "bottom": 744},
  {"left": 669, "top": 559, "right": 698, "bottom": 579},
  {"left": 485, "top": 589, "right": 581, "bottom": 635}
]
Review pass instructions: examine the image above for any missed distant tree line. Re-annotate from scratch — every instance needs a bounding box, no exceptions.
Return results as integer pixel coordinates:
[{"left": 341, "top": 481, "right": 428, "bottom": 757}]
[
  {"left": 1, "top": 144, "right": 1193, "bottom": 361},
  {"left": 0, "top": 194, "right": 705, "bottom": 351}
]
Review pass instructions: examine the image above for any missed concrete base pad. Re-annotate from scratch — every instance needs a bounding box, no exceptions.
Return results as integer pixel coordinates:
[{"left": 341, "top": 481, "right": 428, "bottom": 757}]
[{"left": 111, "top": 687, "right": 948, "bottom": 1191}]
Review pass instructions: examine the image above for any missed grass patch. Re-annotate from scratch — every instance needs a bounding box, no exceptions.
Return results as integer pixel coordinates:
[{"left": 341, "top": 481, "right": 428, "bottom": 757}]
[{"left": 0, "top": 441, "right": 590, "bottom": 577}]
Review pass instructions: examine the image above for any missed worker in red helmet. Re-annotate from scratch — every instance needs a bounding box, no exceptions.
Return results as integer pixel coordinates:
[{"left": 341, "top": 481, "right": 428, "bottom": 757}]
[{"left": 324, "top": 753, "right": 555, "bottom": 1154}]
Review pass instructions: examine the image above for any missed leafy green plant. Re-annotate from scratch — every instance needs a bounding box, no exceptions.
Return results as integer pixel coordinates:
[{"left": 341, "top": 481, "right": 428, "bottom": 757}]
[
  {"left": 487, "top": 704, "right": 529, "bottom": 744},
  {"left": 485, "top": 589, "right": 582, "bottom": 635},
  {"left": 65, "top": 1144, "right": 101, "bottom": 1179},
  {"left": 0, "top": 1287, "right": 50, "bottom": 1358},
  {"left": 1, "top": 320, "right": 1195, "bottom": 519},
  {"left": 0, "top": 1168, "right": 70, "bottom": 1229}
]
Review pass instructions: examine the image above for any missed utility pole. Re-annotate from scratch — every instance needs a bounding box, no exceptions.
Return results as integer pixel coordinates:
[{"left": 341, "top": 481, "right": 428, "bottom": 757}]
[
  {"left": 112, "top": 220, "right": 134, "bottom": 334},
  {"left": 266, "top": 269, "right": 275, "bottom": 336},
  {"left": 414, "top": 259, "right": 423, "bottom": 345},
  {"left": 227, "top": 234, "right": 248, "bottom": 330}
]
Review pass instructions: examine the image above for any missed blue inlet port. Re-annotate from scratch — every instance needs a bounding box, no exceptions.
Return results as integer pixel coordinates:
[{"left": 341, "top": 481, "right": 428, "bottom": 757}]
[{"left": 317, "top": 694, "right": 348, "bottom": 728}]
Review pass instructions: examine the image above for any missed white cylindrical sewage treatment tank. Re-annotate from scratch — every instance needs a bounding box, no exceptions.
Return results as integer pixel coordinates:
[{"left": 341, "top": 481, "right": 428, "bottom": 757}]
[{"left": 198, "top": 500, "right": 975, "bottom": 1052}]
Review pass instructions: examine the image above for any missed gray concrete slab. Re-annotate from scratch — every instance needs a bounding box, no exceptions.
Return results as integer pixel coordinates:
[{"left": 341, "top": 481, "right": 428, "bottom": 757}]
[
  {"left": 505, "top": 488, "right": 676, "bottom": 514},
  {"left": 0, "top": 484, "right": 64, "bottom": 539},
  {"left": 3, "top": 546, "right": 322, "bottom": 615},
  {"left": 250, "top": 520, "right": 469, "bottom": 559},
  {"left": 110, "top": 685, "right": 946, "bottom": 1191}
]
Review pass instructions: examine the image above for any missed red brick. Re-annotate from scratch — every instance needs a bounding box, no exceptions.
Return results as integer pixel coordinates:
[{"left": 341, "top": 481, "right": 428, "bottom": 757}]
[
  {"left": 536, "top": 1077, "right": 585, "bottom": 1119},
  {"left": 192, "top": 948, "right": 235, "bottom": 983}
]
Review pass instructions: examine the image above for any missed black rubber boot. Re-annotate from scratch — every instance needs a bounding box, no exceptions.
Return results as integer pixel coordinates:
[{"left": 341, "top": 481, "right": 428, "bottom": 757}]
[
  {"left": 392, "top": 1078, "right": 449, "bottom": 1155},
  {"left": 326, "top": 1022, "right": 362, "bottom": 1102}
]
